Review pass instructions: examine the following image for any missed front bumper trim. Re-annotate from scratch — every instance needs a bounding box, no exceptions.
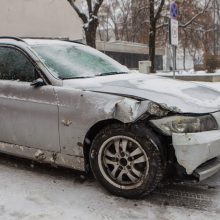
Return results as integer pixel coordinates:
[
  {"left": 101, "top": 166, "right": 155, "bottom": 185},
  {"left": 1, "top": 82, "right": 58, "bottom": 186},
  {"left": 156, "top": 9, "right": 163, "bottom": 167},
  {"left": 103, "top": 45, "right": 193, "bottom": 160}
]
[
  {"left": 193, "top": 158, "right": 220, "bottom": 181},
  {"left": 172, "top": 130, "right": 220, "bottom": 175}
]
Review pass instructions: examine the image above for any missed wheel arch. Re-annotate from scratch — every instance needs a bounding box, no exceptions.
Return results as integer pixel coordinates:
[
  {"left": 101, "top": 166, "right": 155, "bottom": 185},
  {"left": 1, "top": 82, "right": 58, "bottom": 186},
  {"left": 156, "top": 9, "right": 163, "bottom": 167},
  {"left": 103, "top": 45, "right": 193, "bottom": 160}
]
[
  {"left": 83, "top": 119, "right": 170, "bottom": 174},
  {"left": 83, "top": 119, "right": 123, "bottom": 173}
]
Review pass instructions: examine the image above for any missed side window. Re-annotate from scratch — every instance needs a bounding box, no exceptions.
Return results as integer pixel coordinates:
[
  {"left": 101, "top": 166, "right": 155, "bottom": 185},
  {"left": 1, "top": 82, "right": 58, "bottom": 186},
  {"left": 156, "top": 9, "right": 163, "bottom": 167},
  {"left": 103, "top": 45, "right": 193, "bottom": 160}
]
[{"left": 0, "top": 47, "right": 36, "bottom": 82}]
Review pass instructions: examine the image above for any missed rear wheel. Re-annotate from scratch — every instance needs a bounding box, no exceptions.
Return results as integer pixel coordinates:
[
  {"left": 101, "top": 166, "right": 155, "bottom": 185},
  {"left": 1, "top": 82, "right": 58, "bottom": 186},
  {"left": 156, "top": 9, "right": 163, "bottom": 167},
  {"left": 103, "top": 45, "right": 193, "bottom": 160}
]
[{"left": 89, "top": 124, "right": 163, "bottom": 198}]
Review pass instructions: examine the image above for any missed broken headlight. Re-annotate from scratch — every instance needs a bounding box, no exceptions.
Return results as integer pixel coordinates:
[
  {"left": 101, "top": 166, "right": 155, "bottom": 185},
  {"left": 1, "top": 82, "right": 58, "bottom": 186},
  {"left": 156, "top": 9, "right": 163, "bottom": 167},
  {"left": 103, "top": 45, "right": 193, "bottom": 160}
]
[{"left": 150, "top": 115, "right": 218, "bottom": 135}]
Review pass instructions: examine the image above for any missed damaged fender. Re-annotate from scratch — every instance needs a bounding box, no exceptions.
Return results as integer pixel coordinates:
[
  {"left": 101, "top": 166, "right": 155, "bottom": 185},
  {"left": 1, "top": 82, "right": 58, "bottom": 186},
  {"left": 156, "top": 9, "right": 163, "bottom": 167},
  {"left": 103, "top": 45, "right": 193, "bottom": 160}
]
[
  {"left": 55, "top": 87, "right": 168, "bottom": 157},
  {"left": 112, "top": 98, "right": 168, "bottom": 123}
]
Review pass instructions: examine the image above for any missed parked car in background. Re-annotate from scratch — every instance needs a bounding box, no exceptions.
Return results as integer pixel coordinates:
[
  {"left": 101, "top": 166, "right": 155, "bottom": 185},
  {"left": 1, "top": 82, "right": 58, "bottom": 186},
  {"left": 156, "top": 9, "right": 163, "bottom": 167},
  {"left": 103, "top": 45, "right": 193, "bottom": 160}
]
[{"left": 0, "top": 37, "right": 220, "bottom": 198}]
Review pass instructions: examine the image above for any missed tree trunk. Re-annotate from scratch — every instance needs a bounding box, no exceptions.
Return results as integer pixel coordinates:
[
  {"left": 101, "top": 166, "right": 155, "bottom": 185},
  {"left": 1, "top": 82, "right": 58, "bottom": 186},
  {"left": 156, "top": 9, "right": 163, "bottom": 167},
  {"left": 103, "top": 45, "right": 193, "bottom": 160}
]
[
  {"left": 183, "top": 46, "right": 186, "bottom": 70},
  {"left": 85, "top": 30, "right": 96, "bottom": 48},
  {"left": 149, "top": 24, "right": 156, "bottom": 73},
  {"left": 84, "top": 19, "right": 99, "bottom": 48},
  {"left": 114, "top": 23, "right": 120, "bottom": 41},
  {"left": 149, "top": 0, "right": 156, "bottom": 73}
]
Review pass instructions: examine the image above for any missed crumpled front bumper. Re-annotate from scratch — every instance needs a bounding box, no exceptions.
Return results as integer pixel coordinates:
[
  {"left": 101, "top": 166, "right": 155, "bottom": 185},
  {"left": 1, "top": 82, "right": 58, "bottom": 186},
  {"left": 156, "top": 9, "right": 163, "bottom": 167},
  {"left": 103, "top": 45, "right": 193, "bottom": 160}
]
[{"left": 172, "top": 130, "right": 220, "bottom": 179}]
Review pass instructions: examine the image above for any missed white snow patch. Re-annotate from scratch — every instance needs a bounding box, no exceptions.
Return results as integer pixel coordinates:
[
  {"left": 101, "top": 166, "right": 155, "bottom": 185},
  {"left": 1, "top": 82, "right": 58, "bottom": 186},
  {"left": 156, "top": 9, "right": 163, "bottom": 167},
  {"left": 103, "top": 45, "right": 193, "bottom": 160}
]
[
  {"left": 0, "top": 160, "right": 219, "bottom": 220},
  {"left": 195, "top": 82, "right": 220, "bottom": 92}
]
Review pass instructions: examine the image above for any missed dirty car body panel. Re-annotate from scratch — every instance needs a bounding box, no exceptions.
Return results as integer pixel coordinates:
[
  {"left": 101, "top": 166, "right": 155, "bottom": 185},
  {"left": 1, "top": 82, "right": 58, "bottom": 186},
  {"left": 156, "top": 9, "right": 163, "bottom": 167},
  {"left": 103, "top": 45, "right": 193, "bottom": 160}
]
[
  {"left": 0, "top": 80, "right": 60, "bottom": 152},
  {"left": 55, "top": 87, "right": 150, "bottom": 157},
  {"left": 0, "top": 38, "right": 220, "bottom": 185}
]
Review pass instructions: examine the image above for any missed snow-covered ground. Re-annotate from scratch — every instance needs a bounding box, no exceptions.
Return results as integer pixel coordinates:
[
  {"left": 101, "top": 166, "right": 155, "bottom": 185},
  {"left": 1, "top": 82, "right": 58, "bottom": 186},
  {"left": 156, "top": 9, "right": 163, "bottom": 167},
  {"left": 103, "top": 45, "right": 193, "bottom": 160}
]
[
  {"left": 0, "top": 154, "right": 220, "bottom": 220},
  {"left": 157, "top": 69, "right": 220, "bottom": 76},
  {"left": 197, "top": 82, "right": 220, "bottom": 92}
]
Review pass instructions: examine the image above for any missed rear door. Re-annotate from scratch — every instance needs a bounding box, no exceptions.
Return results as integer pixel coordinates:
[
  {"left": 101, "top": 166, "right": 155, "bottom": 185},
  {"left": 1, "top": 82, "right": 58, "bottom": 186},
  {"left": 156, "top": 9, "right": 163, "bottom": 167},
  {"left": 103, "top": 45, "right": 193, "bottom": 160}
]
[{"left": 0, "top": 46, "right": 60, "bottom": 152}]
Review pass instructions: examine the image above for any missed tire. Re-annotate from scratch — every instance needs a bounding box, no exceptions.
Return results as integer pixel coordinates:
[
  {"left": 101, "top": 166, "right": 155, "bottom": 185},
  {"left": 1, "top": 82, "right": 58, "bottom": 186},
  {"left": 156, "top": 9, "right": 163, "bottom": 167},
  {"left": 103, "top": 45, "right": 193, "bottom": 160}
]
[{"left": 89, "top": 123, "right": 163, "bottom": 199}]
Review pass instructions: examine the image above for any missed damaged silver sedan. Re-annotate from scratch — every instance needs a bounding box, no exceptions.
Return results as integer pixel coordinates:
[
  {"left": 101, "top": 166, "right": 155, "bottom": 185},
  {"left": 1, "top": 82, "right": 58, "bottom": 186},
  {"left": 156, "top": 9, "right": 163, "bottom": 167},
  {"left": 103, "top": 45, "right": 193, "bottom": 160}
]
[{"left": 0, "top": 37, "right": 220, "bottom": 198}]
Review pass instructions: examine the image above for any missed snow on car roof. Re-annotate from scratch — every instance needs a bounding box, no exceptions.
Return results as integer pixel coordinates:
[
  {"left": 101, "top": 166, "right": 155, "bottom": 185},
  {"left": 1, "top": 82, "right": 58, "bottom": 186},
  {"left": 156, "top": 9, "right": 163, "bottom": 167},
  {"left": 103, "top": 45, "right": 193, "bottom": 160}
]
[{"left": 24, "top": 39, "right": 81, "bottom": 46}]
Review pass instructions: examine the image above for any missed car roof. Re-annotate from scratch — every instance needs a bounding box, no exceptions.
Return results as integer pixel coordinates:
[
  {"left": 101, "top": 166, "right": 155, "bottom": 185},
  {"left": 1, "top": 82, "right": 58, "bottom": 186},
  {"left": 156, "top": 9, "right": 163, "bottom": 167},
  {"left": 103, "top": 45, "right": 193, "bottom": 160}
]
[
  {"left": 24, "top": 39, "right": 80, "bottom": 46},
  {"left": 0, "top": 37, "right": 83, "bottom": 47}
]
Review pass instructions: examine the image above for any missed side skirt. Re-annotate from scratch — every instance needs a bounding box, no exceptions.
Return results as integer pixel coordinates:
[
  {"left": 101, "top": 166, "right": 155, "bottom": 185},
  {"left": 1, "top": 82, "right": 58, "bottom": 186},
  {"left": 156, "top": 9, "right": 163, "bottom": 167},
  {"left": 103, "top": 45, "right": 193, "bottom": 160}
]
[{"left": 0, "top": 142, "right": 85, "bottom": 171}]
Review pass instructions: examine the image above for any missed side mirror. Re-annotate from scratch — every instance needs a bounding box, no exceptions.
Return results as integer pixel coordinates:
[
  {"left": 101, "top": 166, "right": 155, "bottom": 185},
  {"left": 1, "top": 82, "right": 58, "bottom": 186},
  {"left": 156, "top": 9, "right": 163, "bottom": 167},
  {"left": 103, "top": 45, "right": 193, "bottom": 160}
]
[{"left": 30, "top": 78, "right": 45, "bottom": 87}]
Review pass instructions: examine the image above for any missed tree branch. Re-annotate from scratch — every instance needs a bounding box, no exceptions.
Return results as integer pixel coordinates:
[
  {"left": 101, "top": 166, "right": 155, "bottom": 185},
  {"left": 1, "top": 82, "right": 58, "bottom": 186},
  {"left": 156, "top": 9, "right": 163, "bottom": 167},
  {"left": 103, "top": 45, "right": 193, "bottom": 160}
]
[
  {"left": 94, "top": 0, "right": 104, "bottom": 16},
  {"left": 179, "top": 0, "right": 212, "bottom": 28},
  {"left": 86, "top": 0, "right": 92, "bottom": 15},
  {"left": 154, "top": 0, "right": 165, "bottom": 21},
  {"left": 156, "top": 22, "right": 168, "bottom": 30},
  {"left": 67, "top": 0, "right": 88, "bottom": 23},
  {"left": 156, "top": 0, "right": 212, "bottom": 29}
]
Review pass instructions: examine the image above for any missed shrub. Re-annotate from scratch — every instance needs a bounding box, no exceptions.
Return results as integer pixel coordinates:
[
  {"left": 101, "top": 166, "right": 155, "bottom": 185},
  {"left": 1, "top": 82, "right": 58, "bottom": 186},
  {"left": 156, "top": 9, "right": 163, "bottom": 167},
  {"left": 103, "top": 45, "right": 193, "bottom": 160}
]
[{"left": 204, "top": 53, "right": 220, "bottom": 73}]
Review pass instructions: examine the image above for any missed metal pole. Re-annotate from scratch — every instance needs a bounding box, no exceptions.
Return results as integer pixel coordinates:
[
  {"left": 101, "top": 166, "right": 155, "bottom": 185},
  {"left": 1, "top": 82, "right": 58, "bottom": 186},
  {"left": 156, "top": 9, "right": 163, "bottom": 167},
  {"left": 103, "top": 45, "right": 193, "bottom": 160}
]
[
  {"left": 173, "top": 45, "right": 176, "bottom": 79},
  {"left": 217, "top": 0, "right": 220, "bottom": 55},
  {"left": 214, "top": 0, "right": 216, "bottom": 55}
]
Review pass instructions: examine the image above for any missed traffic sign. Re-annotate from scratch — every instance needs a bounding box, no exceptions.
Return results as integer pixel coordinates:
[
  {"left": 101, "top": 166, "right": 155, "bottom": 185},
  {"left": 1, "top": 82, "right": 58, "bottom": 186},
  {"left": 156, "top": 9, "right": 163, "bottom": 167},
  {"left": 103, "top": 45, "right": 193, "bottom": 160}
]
[
  {"left": 170, "top": 2, "right": 178, "bottom": 19},
  {"left": 169, "top": 18, "right": 178, "bottom": 46}
]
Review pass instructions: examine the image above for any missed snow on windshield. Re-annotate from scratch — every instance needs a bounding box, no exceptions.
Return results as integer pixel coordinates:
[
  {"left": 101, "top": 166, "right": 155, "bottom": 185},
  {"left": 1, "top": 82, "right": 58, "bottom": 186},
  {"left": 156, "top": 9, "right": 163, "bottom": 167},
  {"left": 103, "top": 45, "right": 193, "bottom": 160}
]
[{"left": 31, "top": 42, "right": 128, "bottom": 79}]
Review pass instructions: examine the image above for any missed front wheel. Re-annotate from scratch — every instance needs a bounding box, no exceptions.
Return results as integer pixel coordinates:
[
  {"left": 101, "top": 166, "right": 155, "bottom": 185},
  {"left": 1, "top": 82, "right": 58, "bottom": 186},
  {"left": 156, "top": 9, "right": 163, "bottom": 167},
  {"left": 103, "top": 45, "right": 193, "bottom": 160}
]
[{"left": 89, "top": 124, "right": 163, "bottom": 198}]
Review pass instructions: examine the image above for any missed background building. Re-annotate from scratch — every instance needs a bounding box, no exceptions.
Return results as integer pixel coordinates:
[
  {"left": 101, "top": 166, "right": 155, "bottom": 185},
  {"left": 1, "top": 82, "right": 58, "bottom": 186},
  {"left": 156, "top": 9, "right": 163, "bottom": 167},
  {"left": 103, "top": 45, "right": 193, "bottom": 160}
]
[
  {"left": 0, "top": 0, "right": 83, "bottom": 40},
  {"left": 96, "top": 41, "right": 164, "bottom": 70}
]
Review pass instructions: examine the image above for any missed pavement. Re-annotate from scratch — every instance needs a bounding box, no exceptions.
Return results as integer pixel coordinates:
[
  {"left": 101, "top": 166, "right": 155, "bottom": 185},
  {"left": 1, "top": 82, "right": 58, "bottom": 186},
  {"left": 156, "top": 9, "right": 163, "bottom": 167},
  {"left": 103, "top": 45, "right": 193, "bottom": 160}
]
[{"left": 0, "top": 153, "right": 219, "bottom": 220}]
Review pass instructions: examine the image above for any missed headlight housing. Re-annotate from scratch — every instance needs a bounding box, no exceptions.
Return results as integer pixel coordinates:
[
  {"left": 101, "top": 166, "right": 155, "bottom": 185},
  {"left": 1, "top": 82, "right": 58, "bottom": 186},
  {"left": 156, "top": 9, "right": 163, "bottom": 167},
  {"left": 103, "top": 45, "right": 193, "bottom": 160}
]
[{"left": 150, "top": 115, "right": 218, "bottom": 135}]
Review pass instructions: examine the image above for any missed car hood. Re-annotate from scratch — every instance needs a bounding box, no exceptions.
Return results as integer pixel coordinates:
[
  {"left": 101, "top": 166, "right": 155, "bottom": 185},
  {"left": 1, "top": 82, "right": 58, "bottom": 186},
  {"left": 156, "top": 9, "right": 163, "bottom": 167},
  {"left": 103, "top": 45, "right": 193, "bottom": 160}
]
[{"left": 63, "top": 73, "right": 220, "bottom": 114}]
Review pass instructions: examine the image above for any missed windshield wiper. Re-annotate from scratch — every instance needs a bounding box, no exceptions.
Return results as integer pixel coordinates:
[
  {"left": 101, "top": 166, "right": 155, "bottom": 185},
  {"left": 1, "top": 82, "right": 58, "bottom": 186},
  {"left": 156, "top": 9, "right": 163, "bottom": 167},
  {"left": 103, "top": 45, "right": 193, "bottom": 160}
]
[
  {"left": 96, "top": 72, "right": 128, "bottom": 77},
  {"left": 60, "top": 72, "right": 128, "bottom": 79},
  {"left": 60, "top": 76, "right": 94, "bottom": 80}
]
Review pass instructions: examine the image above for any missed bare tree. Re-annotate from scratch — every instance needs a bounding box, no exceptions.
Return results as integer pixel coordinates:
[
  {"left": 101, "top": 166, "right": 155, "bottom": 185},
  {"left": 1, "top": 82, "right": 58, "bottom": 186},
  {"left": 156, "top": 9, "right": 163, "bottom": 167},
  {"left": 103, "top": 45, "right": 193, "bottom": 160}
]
[
  {"left": 177, "top": 0, "right": 213, "bottom": 69},
  {"left": 148, "top": 0, "right": 165, "bottom": 73},
  {"left": 82, "top": 0, "right": 213, "bottom": 73},
  {"left": 147, "top": 0, "right": 212, "bottom": 72},
  {"left": 99, "top": 0, "right": 133, "bottom": 42},
  {"left": 67, "top": 0, "right": 104, "bottom": 48},
  {"left": 130, "top": 0, "right": 149, "bottom": 43}
]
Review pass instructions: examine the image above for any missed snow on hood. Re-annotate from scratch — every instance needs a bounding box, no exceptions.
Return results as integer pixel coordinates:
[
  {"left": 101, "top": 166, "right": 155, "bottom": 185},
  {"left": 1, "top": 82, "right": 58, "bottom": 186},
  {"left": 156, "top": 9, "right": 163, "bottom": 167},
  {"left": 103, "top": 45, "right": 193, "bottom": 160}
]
[{"left": 63, "top": 73, "right": 220, "bottom": 114}]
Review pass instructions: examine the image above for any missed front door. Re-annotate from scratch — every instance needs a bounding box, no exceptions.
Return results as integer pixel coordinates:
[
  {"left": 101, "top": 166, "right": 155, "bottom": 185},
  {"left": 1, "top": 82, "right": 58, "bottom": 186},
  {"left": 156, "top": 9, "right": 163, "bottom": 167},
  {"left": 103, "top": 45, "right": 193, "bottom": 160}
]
[{"left": 0, "top": 46, "right": 60, "bottom": 152}]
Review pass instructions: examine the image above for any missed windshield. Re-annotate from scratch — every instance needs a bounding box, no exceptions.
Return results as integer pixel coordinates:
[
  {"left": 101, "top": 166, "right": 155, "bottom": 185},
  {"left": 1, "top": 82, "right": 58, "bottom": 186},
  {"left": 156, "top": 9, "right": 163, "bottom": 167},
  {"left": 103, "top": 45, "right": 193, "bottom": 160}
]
[{"left": 31, "top": 42, "right": 129, "bottom": 79}]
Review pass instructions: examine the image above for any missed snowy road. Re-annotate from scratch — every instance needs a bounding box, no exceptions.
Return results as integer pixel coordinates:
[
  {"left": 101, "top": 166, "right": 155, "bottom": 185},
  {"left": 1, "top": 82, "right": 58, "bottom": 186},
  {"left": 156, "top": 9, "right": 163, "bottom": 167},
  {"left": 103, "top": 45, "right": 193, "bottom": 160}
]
[{"left": 0, "top": 154, "right": 219, "bottom": 220}]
